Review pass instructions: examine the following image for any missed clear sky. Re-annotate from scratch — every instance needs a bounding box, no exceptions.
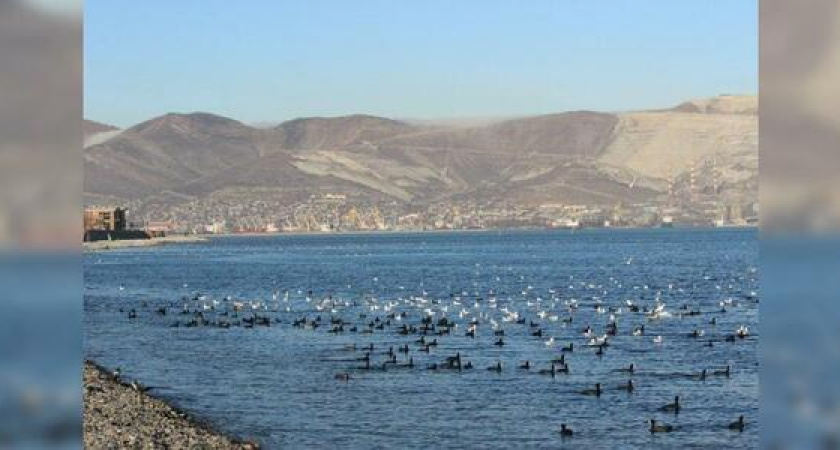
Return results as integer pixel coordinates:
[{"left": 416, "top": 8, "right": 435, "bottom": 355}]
[{"left": 85, "top": 0, "right": 757, "bottom": 127}]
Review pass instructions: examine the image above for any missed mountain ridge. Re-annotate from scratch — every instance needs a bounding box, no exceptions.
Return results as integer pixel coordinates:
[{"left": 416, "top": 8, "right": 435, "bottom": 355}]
[{"left": 84, "top": 95, "right": 757, "bottom": 219}]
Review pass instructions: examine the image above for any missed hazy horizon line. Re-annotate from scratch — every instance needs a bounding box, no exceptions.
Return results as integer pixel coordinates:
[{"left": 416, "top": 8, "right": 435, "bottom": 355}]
[{"left": 86, "top": 92, "right": 758, "bottom": 130}]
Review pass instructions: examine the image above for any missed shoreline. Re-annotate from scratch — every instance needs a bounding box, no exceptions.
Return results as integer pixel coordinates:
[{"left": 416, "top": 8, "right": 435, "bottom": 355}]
[
  {"left": 83, "top": 360, "right": 259, "bottom": 448},
  {"left": 83, "top": 235, "right": 208, "bottom": 252},
  {"left": 209, "top": 224, "right": 757, "bottom": 238},
  {"left": 81, "top": 226, "right": 757, "bottom": 251}
]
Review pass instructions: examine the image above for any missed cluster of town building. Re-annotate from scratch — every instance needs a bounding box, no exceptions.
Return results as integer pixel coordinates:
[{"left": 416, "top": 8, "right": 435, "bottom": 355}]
[
  {"left": 85, "top": 151, "right": 757, "bottom": 239},
  {"left": 86, "top": 192, "right": 757, "bottom": 239}
]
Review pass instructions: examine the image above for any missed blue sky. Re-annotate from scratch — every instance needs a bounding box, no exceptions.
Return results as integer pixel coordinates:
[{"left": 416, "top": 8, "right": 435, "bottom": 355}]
[{"left": 85, "top": 0, "right": 757, "bottom": 127}]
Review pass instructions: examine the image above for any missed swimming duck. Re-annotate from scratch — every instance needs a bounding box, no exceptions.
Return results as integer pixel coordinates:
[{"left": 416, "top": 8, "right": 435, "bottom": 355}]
[
  {"left": 359, "top": 353, "right": 372, "bottom": 370},
  {"left": 728, "top": 415, "right": 745, "bottom": 432},
  {"left": 561, "top": 342, "right": 574, "bottom": 353},
  {"left": 659, "top": 396, "right": 680, "bottom": 413},
  {"left": 519, "top": 360, "right": 531, "bottom": 370},
  {"left": 494, "top": 338, "right": 505, "bottom": 347},
  {"left": 581, "top": 383, "right": 602, "bottom": 397},
  {"left": 538, "top": 363, "right": 557, "bottom": 378},
  {"left": 649, "top": 419, "right": 674, "bottom": 433},
  {"left": 334, "top": 373, "right": 352, "bottom": 382},
  {"left": 487, "top": 361, "right": 502, "bottom": 373},
  {"left": 713, "top": 365, "right": 731, "bottom": 377},
  {"left": 444, "top": 353, "right": 463, "bottom": 370},
  {"left": 617, "top": 363, "right": 635, "bottom": 374},
  {"left": 689, "top": 329, "right": 704, "bottom": 338},
  {"left": 558, "top": 423, "right": 573, "bottom": 437},
  {"left": 617, "top": 379, "right": 634, "bottom": 393}
]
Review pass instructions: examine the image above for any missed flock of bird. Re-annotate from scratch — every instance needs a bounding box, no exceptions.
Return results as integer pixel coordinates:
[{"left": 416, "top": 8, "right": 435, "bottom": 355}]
[{"left": 118, "top": 270, "right": 757, "bottom": 439}]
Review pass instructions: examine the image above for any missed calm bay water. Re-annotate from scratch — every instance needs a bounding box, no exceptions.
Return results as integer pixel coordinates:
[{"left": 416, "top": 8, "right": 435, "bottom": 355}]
[{"left": 84, "top": 228, "right": 758, "bottom": 449}]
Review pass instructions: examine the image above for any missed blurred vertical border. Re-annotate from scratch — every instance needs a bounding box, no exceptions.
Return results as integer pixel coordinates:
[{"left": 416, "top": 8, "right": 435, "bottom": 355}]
[
  {"left": 2, "top": 0, "right": 840, "bottom": 447},
  {"left": 0, "top": 0, "right": 82, "bottom": 447},
  {"left": 762, "top": 0, "right": 840, "bottom": 448}
]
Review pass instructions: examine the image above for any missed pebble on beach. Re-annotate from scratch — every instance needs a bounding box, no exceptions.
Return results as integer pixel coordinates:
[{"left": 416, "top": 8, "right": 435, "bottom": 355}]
[{"left": 83, "top": 361, "right": 259, "bottom": 449}]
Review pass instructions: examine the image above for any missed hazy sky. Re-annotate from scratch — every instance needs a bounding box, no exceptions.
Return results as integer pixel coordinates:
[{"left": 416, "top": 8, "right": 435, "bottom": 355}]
[{"left": 85, "top": 0, "right": 757, "bottom": 127}]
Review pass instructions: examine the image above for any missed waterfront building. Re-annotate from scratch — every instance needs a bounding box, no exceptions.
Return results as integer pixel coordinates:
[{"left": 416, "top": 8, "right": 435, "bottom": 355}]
[{"left": 84, "top": 207, "right": 127, "bottom": 232}]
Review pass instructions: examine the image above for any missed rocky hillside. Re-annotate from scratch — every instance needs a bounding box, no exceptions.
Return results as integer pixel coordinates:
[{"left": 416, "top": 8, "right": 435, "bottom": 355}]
[
  {"left": 84, "top": 119, "right": 121, "bottom": 148},
  {"left": 84, "top": 119, "right": 118, "bottom": 137},
  {"left": 85, "top": 113, "right": 263, "bottom": 198},
  {"left": 272, "top": 114, "right": 416, "bottom": 153},
  {"left": 84, "top": 95, "right": 757, "bottom": 209}
]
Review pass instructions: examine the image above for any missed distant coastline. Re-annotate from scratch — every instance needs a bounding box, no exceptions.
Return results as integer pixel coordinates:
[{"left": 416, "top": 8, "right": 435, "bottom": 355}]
[
  {"left": 205, "top": 224, "right": 758, "bottom": 238},
  {"left": 83, "top": 235, "right": 207, "bottom": 251},
  {"left": 83, "top": 225, "right": 758, "bottom": 251}
]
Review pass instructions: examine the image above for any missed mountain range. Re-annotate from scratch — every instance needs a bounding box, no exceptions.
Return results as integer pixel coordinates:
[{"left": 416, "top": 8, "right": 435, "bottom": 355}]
[{"left": 84, "top": 95, "right": 757, "bottom": 212}]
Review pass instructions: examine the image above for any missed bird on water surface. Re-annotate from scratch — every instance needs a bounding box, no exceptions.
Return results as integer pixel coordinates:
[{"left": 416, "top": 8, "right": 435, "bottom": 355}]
[
  {"left": 334, "top": 373, "right": 351, "bottom": 382},
  {"left": 659, "top": 396, "right": 681, "bottom": 413},
  {"left": 713, "top": 365, "right": 731, "bottom": 377},
  {"left": 728, "top": 415, "right": 745, "bottom": 432},
  {"left": 617, "top": 363, "right": 635, "bottom": 374},
  {"left": 649, "top": 419, "right": 674, "bottom": 433},
  {"left": 581, "top": 383, "right": 602, "bottom": 397},
  {"left": 617, "top": 379, "right": 634, "bottom": 393},
  {"left": 559, "top": 423, "right": 573, "bottom": 437}
]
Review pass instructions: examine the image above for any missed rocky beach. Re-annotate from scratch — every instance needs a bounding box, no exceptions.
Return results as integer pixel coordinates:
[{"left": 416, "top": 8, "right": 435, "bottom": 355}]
[{"left": 83, "top": 361, "right": 258, "bottom": 449}]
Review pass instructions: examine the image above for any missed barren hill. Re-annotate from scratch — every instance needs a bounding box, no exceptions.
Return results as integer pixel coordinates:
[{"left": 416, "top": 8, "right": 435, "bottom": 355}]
[
  {"left": 84, "top": 113, "right": 264, "bottom": 198},
  {"left": 272, "top": 114, "right": 416, "bottom": 153},
  {"left": 84, "top": 119, "right": 121, "bottom": 148},
  {"left": 600, "top": 95, "right": 758, "bottom": 204},
  {"left": 672, "top": 95, "right": 758, "bottom": 115},
  {"left": 84, "top": 119, "right": 118, "bottom": 137},
  {"left": 84, "top": 95, "right": 757, "bottom": 213}
]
